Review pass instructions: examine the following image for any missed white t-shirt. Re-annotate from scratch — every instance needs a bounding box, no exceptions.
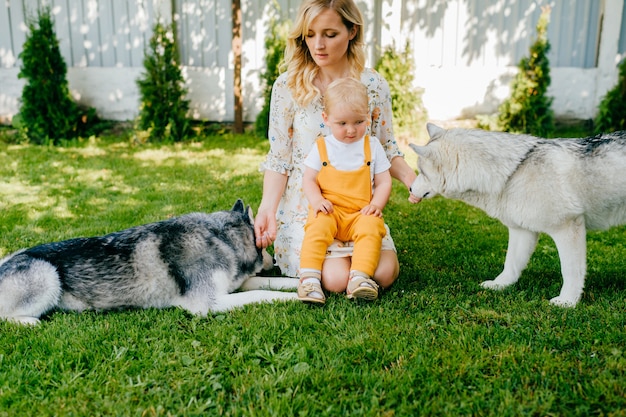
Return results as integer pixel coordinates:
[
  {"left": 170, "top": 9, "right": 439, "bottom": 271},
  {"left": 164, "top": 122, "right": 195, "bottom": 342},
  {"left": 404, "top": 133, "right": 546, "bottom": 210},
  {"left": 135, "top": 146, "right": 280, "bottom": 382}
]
[{"left": 304, "top": 134, "right": 391, "bottom": 181}]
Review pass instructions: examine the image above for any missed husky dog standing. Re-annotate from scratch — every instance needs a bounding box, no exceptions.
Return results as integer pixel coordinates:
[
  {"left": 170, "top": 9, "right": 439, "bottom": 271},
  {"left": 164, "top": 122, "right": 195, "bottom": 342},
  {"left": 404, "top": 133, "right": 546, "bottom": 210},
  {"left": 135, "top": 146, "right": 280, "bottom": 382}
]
[
  {"left": 409, "top": 123, "right": 626, "bottom": 307},
  {"left": 0, "top": 200, "right": 298, "bottom": 325}
]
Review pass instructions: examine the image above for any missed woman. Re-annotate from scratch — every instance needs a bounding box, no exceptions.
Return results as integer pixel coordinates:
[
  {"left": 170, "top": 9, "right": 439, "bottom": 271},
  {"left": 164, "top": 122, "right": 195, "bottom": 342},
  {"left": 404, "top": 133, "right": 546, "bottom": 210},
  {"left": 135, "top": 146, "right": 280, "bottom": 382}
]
[{"left": 255, "top": 0, "right": 418, "bottom": 293}]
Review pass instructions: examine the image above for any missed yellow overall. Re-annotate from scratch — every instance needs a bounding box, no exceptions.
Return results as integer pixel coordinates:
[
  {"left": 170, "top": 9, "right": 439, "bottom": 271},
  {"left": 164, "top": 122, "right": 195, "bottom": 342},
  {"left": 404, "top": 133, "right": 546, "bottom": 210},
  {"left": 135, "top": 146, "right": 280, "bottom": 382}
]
[{"left": 300, "top": 136, "right": 387, "bottom": 276}]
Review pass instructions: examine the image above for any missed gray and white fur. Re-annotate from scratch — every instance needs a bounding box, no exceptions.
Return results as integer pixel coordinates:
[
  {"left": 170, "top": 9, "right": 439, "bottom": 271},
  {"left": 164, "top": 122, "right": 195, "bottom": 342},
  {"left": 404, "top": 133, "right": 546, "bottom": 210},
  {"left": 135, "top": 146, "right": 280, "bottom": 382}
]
[
  {"left": 410, "top": 123, "right": 626, "bottom": 307},
  {"left": 0, "top": 199, "right": 297, "bottom": 325}
]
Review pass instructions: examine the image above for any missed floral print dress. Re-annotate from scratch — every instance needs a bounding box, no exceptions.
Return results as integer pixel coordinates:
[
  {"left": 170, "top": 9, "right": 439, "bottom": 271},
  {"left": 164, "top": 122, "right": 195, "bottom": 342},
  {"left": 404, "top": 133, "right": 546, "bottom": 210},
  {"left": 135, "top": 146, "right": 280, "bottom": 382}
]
[{"left": 260, "top": 68, "right": 404, "bottom": 277}]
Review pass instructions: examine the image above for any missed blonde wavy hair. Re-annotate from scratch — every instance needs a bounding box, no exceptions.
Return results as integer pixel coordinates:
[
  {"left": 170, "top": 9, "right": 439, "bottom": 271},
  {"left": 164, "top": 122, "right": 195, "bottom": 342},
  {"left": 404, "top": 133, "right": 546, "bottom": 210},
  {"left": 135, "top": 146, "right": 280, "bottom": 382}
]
[{"left": 282, "top": 0, "right": 366, "bottom": 107}]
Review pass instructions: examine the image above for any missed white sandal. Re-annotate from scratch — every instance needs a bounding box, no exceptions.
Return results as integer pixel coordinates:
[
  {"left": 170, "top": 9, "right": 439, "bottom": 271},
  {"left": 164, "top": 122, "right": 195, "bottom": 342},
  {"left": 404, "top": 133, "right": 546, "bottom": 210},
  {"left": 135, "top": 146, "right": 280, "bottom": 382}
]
[
  {"left": 297, "top": 279, "right": 326, "bottom": 304},
  {"left": 346, "top": 276, "right": 379, "bottom": 301}
]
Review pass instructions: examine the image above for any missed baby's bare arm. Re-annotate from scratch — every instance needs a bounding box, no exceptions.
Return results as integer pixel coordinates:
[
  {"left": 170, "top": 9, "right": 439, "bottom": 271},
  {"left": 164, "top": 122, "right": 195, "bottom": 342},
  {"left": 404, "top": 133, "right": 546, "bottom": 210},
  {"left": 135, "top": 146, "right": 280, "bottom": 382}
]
[
  {"left": 362, "top": 170, "right": 392, "bottom": 216},
  {"left": 303, "top": 166, "right": 334, "bottom": 215}
]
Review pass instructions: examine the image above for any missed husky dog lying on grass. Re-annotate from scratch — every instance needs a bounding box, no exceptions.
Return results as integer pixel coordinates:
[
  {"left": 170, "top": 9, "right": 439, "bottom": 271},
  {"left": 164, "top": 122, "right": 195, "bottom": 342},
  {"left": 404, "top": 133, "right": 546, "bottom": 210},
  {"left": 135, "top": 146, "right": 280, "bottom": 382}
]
[
  {"left": 409, "top": 123, "right": 626, "bottom": 307},
  {"left": 0, "top": 199, "right": 298, "bottom": 325}
]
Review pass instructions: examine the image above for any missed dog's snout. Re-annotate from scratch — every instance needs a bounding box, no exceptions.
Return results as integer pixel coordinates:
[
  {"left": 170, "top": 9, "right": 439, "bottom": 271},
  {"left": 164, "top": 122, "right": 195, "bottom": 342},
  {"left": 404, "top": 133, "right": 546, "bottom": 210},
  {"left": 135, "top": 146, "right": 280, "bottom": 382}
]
[{"left": 261, "top": 248, "right": 274, "bottom": 271}]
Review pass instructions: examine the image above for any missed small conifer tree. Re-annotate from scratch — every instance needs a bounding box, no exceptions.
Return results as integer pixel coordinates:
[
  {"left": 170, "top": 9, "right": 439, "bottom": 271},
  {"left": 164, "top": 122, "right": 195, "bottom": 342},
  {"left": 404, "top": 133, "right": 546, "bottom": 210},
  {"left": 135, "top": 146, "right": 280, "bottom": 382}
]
[
  {"left": 375, "top": 41, "right": 428, "bottom": 142},
  {"left": 17, "top": 7, "right": 86, "bottom": 144},
  {"left": 594, "top": 58, "right": 626, "bottom": 133},
  {"left": 497, "top": 6, "right": 554, "bottom": 136},
  {"left": 137, "top": 21, "right": 191, "bottom": 142},
  {"left": 254, "top": 7, "right": 290, "bottom": 138}
]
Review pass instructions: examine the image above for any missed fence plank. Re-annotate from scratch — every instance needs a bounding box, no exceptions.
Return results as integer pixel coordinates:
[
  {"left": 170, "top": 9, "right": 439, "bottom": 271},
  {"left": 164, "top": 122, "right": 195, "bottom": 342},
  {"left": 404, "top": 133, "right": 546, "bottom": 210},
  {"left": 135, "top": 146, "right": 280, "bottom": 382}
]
[
  {"left": 1, "top": 0, "right": 622, "bottom": 122},
  {"left": 5, "top": 0, "right": 607, "bottom": 70},
  {"left": 0, "top": 2, "right": 15, "bottom": 68}
]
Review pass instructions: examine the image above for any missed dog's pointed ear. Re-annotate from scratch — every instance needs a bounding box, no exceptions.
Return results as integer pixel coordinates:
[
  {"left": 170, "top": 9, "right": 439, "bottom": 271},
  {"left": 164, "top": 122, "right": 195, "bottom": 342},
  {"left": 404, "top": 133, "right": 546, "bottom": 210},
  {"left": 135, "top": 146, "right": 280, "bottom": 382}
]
[
  {"left": 232, "top": 199, "right": 245, "bottom": 213},
  {"left": 409, "top": 143, "right": 432, "bottom": 159},
  {"left": 246, "top": 205, "right": 255, "bottom": 224},
  {"left": 426, "top": 123, "right": 445, "bottom": 139}
]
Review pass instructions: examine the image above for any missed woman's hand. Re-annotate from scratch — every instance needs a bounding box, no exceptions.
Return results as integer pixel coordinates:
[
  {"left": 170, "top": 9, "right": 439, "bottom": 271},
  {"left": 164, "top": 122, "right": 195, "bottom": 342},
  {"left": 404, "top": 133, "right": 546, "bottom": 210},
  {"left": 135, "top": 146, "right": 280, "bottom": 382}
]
[
  {"left": 408, "top": 192, "right": 421, "bottom": 204},
  {"left": 255, "top": 170, "right": 288, "bottom": 248},
  {"left": 254, "top": 207, "right": 277, "bottom": 248}
]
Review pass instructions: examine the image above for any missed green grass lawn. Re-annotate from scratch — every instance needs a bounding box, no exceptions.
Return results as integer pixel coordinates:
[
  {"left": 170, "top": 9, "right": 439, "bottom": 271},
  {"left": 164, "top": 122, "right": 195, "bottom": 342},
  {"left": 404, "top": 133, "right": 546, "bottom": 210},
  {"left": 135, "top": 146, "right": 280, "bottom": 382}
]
[{"left": 0, "top": 128, "right": 624, "bottom": 416}]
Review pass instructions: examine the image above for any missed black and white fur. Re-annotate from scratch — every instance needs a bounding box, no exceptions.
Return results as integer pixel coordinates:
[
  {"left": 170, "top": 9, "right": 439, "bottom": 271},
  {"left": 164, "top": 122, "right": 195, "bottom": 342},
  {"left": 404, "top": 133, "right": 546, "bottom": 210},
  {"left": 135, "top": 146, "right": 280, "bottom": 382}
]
[
  {"left": 410, "top": 123, "right": 626, "bottom": 307},
  {"left": 0, "top": 200, "right": 297, "bottom": 325}
]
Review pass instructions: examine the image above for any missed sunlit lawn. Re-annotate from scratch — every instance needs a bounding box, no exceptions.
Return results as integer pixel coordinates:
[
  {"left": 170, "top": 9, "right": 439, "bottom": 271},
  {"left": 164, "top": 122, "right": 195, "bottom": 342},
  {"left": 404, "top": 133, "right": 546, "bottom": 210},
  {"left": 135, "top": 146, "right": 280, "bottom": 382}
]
[{"left": 0, "top": 126, "right": 624, "bottom": 416}]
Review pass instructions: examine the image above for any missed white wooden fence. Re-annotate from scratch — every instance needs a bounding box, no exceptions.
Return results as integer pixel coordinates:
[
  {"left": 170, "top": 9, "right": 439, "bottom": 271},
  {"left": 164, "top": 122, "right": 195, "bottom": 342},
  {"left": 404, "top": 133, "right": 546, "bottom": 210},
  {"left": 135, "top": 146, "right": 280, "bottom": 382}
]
[{"left": 1, "top": 0, "right": 625, "bottom": 123}]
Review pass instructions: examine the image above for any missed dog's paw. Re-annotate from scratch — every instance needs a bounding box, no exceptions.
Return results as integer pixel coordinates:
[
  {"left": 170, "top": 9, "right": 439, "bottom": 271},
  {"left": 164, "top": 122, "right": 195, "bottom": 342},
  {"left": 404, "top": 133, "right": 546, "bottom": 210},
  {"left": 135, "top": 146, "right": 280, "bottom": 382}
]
[
  {"left": 7, "top": 316, "right": 41, "bottom": 326},
  {"left": 549, "top": 296, "right": 578, "bottom": 308},
  {"left": 480, "top": 280, "right": 509, "bottom": 291},
  {"left": 240, "top": 277, "right": 299, "bottom": 291}
]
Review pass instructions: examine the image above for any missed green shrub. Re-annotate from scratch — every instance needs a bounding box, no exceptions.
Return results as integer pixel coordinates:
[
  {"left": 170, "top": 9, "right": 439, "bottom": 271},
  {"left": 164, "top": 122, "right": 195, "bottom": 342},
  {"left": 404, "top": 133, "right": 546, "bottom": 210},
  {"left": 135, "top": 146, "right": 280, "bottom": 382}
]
[
  {"left": 375, "top": 41, "right": 428, "bottom": 142},
  {"left": 136, "top": 21, "right": 191, "bottom": 142},
  {"left": 254, "top": 4, "right": 290, "bottom": 139},
  {"left": 594, "top": 58, "right": 626, "bottom": 133},
  {"left": 17, "top": 7, "right": 98, "bottom": 145},
  {"left": 495, "top": 6, "right": 554, "bottom": 136}
]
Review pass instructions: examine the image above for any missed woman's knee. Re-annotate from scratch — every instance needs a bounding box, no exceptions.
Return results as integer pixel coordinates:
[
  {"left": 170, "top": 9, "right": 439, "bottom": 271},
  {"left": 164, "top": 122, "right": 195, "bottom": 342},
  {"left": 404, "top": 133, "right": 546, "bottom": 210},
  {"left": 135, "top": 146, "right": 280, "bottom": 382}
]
[
  {"left": 321, "top": 257, "right": 350, "bottom": 293},
  {"left": 373, "top": 250, "right": 399, "bottom": 289},
  {"left": 321, "top": 251, "right": 398, "bottom": 292}
]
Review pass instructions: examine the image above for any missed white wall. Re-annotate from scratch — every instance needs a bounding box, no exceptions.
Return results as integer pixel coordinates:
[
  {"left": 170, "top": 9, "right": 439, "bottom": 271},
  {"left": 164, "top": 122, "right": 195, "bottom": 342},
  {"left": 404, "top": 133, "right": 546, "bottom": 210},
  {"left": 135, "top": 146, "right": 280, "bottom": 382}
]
[
  {"left": 391, "top": 0, "right": 624, "bottom": 122},
  {"left": 0, "top": 0, "right": 624, "bottom": 124}
]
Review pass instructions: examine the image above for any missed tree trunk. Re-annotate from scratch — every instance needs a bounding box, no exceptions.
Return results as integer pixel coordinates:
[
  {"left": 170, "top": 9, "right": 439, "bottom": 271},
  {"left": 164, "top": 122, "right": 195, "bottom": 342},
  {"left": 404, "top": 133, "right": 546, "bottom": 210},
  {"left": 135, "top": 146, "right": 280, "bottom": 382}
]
[{"left": 232, "top": 0, "right": 243, "bottom": 133}]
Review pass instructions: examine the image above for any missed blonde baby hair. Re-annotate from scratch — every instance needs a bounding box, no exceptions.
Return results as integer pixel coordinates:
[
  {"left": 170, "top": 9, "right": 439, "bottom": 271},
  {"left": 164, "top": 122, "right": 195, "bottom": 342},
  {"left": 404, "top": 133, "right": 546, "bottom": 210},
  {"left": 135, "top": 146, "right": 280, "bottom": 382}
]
[{"left": 323, "top": 77, "right": 369, "bottom": 116}]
